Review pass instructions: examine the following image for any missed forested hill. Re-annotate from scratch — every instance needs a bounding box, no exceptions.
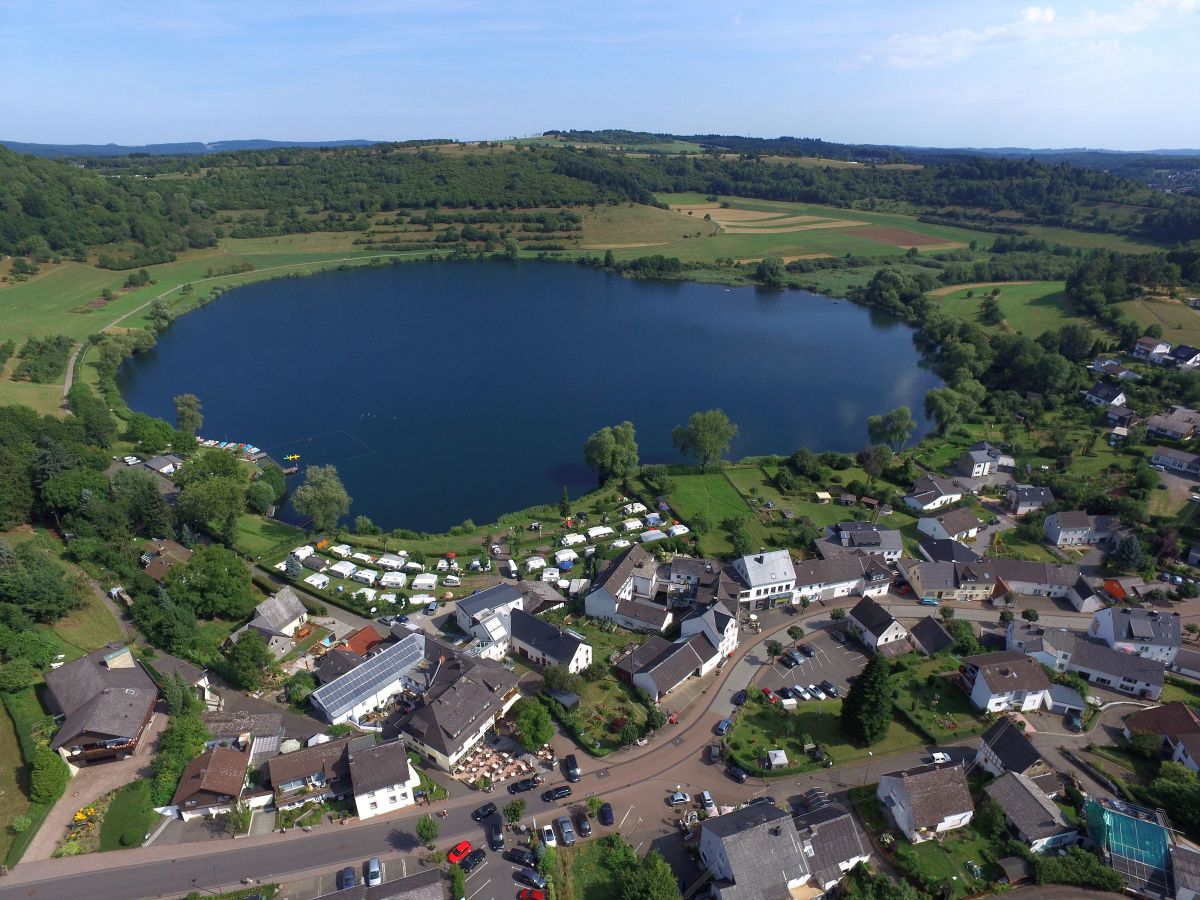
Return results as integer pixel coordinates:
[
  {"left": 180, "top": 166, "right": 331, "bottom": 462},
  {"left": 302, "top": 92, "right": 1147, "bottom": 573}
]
[
  {"left": 0, "top": 138, "right": 377, "bottom": 158},
  {"left": 4, "top": 140, "right": 1200, "bottom": 263}
]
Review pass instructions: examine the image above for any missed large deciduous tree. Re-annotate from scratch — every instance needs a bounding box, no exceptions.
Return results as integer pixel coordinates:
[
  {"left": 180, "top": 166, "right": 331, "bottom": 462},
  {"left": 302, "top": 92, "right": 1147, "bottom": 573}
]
[
  {"left": 866, "top": 406, "right": 915, "bottom": 453},
  {"left": 672, "top": 409, "right": 738, "bottom": 471},
  {"left": 512, "top": 697, "right": 554, "bottom": 751},
  {"left": 162, "top": 544, "right": 255, "bottom": 620},
  {"left": 583, "top": 421, "right": 640, "bottom": 485},
  {"left": 293, "top": 465, "right": 351, "bottom": 534},
  {"left": 173, "top": 393, "right": 204, "bottom": 437}
]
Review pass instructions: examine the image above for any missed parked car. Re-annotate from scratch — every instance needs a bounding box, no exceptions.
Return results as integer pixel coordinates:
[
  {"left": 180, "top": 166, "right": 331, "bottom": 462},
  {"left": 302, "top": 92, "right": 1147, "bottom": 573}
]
[
  {"left": 761, "top": 688, "right": 778, "bottom": 703},
  {"left": 542, "top": 786, "right": 572, "bottom": 802},
  {"left": 556, "top": 815, "right": 576, "bottom": 847},
  {"left": 668, "top": 791, "right": 691, "bottom": 806},
  {"left": 749, "top": 796, "right": 777, "bottom": 807},
  {"left": 460, "top": 849, "right": 486, "bottom": 874},
  {"left": 700, "top": 791, "right": 716, "bottom": 813},
  {"left": 424, "top": 600, "right": 439, "bottom": 616},
  {"left": 808, "top": 684, "right": 827, "bottom": 700},
  {"left": 338, "top": 866, "right": 357, "bottom": 890},
  {"left": 1066, "top": 711, "right": 1083, "bottom": 732},
  {"left": 472, "top": 802, "right": 497, "bottom": 822},
  {"left": 731, "top": 689, "right": 747, "bottom": 706},
  {"left": 829, "top": 630, "right": 846, "bottom": 644},
  {"left": 780, "top": 653, "right": 797, "bottom": 669},
  {"left": 576, "top": 811, "right": 592, "bottom": 837},
  {"left": 708, "top": 743, "right": 722, "bottom": 763},
  {"left": 518, "top": 868, "right": 548, "bottom": 890},
  {"left": 819, "top": 680, "right": 840, "bottom": 698},
  {"left": 564, "top": 753, "right": 581, "bottom": 783},
  {"left": 365, "top": 857, "right": 382, "bottom": 887},
  {"left": 794, "top": 685, "right": 812, "bottom": 701},
  {"left": 448, "top": 841, "right": 472, "bottom": 864},
  {"left": 798, "top": 643, "right": 816, "bottom": 658},
  {"left": 929, "top": 752, "right": 951, "bottom": 764},
  {"left": 726, "top": 765, "right": 749, "bottom": 784},
  {"left": 540, "top": 824, "right": 557, "bottom": 847},
  {"left": 919, "top": 596, "right": 939, "bottom": 606},
  {"left": 715, "top": 719, "right": 732, "bottom": 736},
  {"left": 506, "top": 848, "right": 538, "bottom": 868},
  {"left": 599, "top": 802, "right": 615, "bottom": 826},
  {"left": 519, "top": 891, "right": 546, "bottom": 900},
  {"left": 488, "top": 823, "right": 504, "bottom": 851},
  {"left": 509, "top": 777, "right": 538, "bottom": 794},
  {"left": 775, "top": 687, "right": 793, "bottom": 701}
]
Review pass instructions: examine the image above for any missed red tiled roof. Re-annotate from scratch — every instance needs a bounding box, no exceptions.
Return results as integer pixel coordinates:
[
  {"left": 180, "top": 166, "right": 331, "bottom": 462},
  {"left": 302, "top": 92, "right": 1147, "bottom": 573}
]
[{"left": 339, "top": 626, "right": 384, "bottom": 657}]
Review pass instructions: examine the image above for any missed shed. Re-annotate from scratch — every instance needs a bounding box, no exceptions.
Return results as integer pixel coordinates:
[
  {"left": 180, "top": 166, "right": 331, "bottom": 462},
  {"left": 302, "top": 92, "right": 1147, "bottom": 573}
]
[
  {"left": 998, "top": 856, "right": 1032, "bottom": 885},
  {"left": 1049, "top": 684, "right": 1086, "bottom": 714},
  {"left": 814, "top": 491, "right": 832, "bottom": 504},
  {"left": 765, "top": 749, "right": 789, "bottom": 769},
  {"left": 839, "top": 493, "right": 856, "bottom": 506},
  {"left": 329, "top": 560, "right": 357, "bottom": 579}
]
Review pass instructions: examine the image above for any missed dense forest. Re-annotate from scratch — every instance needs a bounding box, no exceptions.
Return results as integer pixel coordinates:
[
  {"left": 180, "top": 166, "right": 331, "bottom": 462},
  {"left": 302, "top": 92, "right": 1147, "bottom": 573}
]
[{"left": 5, "top": 140, "right": 1200, "bottom": 262}]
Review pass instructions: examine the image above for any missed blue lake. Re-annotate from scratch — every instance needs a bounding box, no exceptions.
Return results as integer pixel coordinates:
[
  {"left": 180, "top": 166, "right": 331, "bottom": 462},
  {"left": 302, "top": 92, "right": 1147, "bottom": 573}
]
[{"left": 117, "top": 261, "right": 941, "bottom": 532}]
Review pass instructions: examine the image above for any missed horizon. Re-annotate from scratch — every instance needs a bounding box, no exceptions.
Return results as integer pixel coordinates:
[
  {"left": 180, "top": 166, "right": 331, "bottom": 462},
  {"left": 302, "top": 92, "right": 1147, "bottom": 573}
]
[{"left": 4, "top": 1, "right": 1199, "bottom": 149}]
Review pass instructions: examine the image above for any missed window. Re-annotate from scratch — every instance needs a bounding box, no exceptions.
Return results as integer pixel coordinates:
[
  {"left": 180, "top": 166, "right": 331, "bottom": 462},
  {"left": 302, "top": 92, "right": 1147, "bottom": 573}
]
[
  {"left": 370, "top": 802, "right": 378, "bottom": 810},
  {"left": 388, "top": 796, "right": 397, "bottom": 804}
]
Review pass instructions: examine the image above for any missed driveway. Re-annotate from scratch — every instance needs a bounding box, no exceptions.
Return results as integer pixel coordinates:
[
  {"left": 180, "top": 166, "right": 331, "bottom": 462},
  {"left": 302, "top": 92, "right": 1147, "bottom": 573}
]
[{"left": 22, "top": 710, "right": 169, "bottom": 861}]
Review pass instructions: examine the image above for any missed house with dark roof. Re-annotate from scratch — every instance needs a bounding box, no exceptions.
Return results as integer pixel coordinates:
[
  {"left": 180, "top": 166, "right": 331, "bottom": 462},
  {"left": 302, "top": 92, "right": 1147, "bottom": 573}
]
[
  {"left": 399, "top": 644, "right": 520, "bottom": 771},
  {"left": 987, "top": 559, "right": 1080, "bottom": 599},
  {"left": 793, "top": 804, "right": 872, "bottom": 891},
  {"left": 616, "top": 633, "right": 718, "bottom": 701},
  {"left": 43, "top": 644, "right": 158, "bottom": 763},
  {"left": 143, "top": 652, "right": 216, "bottom": 709},
  {"left": 1090, "top": 606, "right": 1181, "bottom": 664},
  {"left": 917, "top": 507, "right": 983, "bottom": 543},
  {"left": 1170, "top": 345, "right": 1200, "bottom": 369},
  {"left": 1122, "top": 703, "right": 1200, "bottom": 758},
  {"left": 1084, "top": 381, "right": 1128, "bottom": 408},
  {"left": 910, "top": 616, "right": 956, "bottom": 656},
  {"left": 698, "top": 803, "right": 811, "bottom": 899},
  {"left": 508, "top": 609, "right": 592, "bottom": 673},
  {"left": 140, "top": 539, "right": 193, "bottom": 582},
  {"left": 173, "top": 747, "right": 250, "bottom": 820},
  {"left": 820, "top": 521, "right": 903, "bottom": 562},
  {"left": 265, "top": 737, "right": 355, "bottom": 809},
  {"left": 895, "top": 558, "right": 998, "bottom": 603},
  {"left": 1006, "top": 484, "right": 1055, "bottom": 516},
  {"left": 678, "top": 602, "right": 739, "bottom": 662},
  {"left": 584, "top": 545, "right": 676, "bottom": 632},
  {"left": 961, "top": 650, "right": 1052, "bottom": 713},
  {"left": 1152, "top": 445, "right": 1200, "bottom": 476},
  {"left": 317, "top": 649, "right": 364, "bottom": 685},
  {"left": 974, "top": 718, "right": 1054, "bottom": 784},
  {"left": 454, "top": 583, "right": 525, "bottom": 636},
  {"left": 904, "top": 474, "right": 964, "bottom": 512},
  {"left": 1171, "top": 647, "right": 1200, "bottom": 680},
  {"left": 847, "top": 596, "right": 908, "bottom": 652},
  {"left": 310, "top": 632, "right": 428, "bottom": 725},
  {"left": 957, "top": 441, "right": 1011, "bottom": 477},
  {"left": 348, "top": 738, "right": 419, "bottom": 820},
  {"left": 1105, "top": 405, "right": 1140, "bottom": 429},
  {"left": 877, "top": 762, "right": 974, "bottom": 843},
  {"left": 1043, "top": 511, "right": 1118, "bottom": 547},
  {"left": 231, "top": 588, "right": 308, "bottom": 659},
  {"left": 1133, "top": 336, "right": 1172, "bottom": 362},
  {"left": 1147, "top": 405, "right": 1200, "bottom": 441},
  {"left": 916, "top": 534, "right": 982, "bottom": 564},
  {"left": 985, "top": 772, "right": 1078, "bottom": 853}
]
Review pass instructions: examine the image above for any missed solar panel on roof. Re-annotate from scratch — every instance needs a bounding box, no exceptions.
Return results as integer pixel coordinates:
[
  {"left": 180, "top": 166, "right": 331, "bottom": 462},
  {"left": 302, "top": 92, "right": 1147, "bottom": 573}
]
[{"left": 311, "top": 633, "right": 425, "bottom": 719}]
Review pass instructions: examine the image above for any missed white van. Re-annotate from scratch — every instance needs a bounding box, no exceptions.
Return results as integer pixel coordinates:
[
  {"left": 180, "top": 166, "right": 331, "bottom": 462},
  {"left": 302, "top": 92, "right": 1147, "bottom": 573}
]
[
  {"left": 503, "top": 559, "right": 519, "bottom": 578},
  {"left": 444, "top": 575, "right": 461, "bottom": 587}
]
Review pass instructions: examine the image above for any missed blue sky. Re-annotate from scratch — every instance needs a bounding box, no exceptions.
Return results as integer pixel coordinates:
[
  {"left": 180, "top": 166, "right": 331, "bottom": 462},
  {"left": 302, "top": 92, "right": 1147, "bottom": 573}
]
[{"left": 3, "top": 0, "right": 1198, "bottom": 148}]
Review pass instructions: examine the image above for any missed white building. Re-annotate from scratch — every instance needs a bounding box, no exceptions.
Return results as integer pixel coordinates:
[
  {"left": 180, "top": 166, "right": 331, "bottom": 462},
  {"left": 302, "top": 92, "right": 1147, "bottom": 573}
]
[
  {"left": 877, "top": 763, "right": 974, "bottom": 843},
  {"left": 961, "top": 651, "right": 1052, "bottom": 713},
  {"left": 731, "top": 550, "right": 797, "bottom": 607},
  {"left": 847, "top": 596, "right": 909, "bottom": 652},
  {"left": 349, "top": 739, "right": 421, "bottom": 821},
  {"left": 1090, "top": 607, "right": 1181, "bottom": 664}
]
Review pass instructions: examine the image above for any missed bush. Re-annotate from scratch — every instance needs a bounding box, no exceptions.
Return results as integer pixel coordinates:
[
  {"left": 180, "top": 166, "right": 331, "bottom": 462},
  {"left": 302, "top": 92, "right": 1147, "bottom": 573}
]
[
  {"left": 9, "top": 814, "right": 32, "bottom": 834},
  {"left": 30, "top": 743, "right": 70, "bottom": 805}
]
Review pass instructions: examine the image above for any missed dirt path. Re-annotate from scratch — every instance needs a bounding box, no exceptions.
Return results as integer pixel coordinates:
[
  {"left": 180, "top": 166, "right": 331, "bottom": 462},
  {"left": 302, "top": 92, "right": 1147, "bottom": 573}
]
[{"left": 926, "top": 280, "right": 1036, "bottom": 297}]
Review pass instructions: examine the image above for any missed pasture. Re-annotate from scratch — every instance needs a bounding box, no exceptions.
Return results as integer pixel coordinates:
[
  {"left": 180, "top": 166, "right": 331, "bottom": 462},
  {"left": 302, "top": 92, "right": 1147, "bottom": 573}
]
[
  {"left": 1117, "top": 295, "right": 1200, "bottom": 347},
  {"left": 928, "top": 281, "right": 1093, "bottom": 337}
]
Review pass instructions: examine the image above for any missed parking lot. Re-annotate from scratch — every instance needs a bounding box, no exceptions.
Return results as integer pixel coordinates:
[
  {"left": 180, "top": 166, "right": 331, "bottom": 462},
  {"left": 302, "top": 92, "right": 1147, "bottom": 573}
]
[{"left": 756, "top": 625, "right": 868, "bottom": 698}]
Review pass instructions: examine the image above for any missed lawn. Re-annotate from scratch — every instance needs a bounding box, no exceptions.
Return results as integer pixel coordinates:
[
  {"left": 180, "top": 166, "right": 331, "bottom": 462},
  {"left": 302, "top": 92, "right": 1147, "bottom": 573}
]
[
  {"left": 901, "top": 828, "right": 996, "bottom": 898},
  {"left": 44, "top": 585, "right": 124, "bottom": 657},
  {"left": 233, "top": 514, "right": 305, "bottom": 559},
  {"left": 99, "top": 779, "right": 155, "bottom": 851},
  {"left": 726, "top": 696, "right": 926, "bottom": 776},
  {"left": 891, "top": 657, "right": 990, "bottom": 743},
  {"left": 665, "top": 472, "right": 775, "bottom": 554},
  {"left": 1118, "top": 295, "right": 1200, "bottom": 348},
  {"left": 929, "top": 281, "right": 1094, "bottom": 338},
  {"left": 1158, "top": 676, "right": 1200, "bottom": 707},
  {"left": 580, "top": 203, "right": 718, "bottom": 249},
  {"left": 563, "top": 838, "right": 624, "bottom": 900}
]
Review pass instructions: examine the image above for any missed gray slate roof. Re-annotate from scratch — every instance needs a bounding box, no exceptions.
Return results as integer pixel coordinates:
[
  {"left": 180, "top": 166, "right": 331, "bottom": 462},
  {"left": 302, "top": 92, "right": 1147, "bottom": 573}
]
[
  {"left": 985, "top": 772, "right": 1073, "bottom": 841},
  {"left": 456, "top": 583, "right": 523, "bottom": 621},
  {"left": 44, "top": 645, "right": 157, "bottom": 750},
  {"left": 795, "top": 804, "right": 870, "bottom": 888},
  {"left": 910, "top": 616, "right": 955, "bottom": 655},
  {"left": 980, "top": 718, "right": 1045, "bottom": 774},
  {"left": 203, "top": 710, "right": 283, "bottom": 741},
  {"left": 347, "top": 738, "right": 411, "bottom": 796},
  {"left": 849, "top": 596, "right": 898, "bottom": 637},
  {"left": 250, "top": 587, "right": 307, "bottom": 636},
  {"left": 1010, "top": 485, "right": 1054, "bottom": 505},
  {"left": 928, "top": 507, "right": 982, "bottom": 537},
  {"left": 509, "top": 608, "right": 587, "bottom": 664},
  {"left": 702, "top": 803, "right": 809, "bottom": 900},
  {"left": 917, "top": 534, "right": 982, "bottom": 564},
  {"left": 882, "top": 762, "right": 973, "bottom": 829},
  {"left": 401, "top": 653, "right": 519, "bottom": 758},
  {"left": 1106, "top": 607, "right": 1182, "bottom": 648},
  {"left": 317, "top": 649, "right": 365, "bottom": 685}
]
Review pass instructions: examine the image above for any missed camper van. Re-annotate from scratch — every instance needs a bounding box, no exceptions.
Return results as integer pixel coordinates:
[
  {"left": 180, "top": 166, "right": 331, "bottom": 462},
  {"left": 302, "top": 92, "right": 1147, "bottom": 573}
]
[{"left": 503, "top": 559, "right": 519, "bottom": 578}]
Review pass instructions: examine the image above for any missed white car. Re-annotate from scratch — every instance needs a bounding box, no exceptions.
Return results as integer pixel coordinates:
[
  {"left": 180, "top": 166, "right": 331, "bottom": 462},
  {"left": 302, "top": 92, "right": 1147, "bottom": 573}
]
[
  {"left": 794, "top": 686, "right": 812, "bottom": 701},
  {"left": 668, "top": 791, "right": 691, "bottom": 806},
  {"left": 541, "top": 824, "right": 557, "bottom": 848},
  {"left": 930, "top": 752, "right": 951, "bottom": 764},
  {"left": 123, "top": 456, "right": 140, "bottom": 466},
  {"left": 611, "top": 539, "right": 631, "bottom": 549},
  {"left": 808, "top": 684, "right": 827, "bottom": 701},
  {"left": 699, "top": 790, "right": 716, "bottom": 813}
]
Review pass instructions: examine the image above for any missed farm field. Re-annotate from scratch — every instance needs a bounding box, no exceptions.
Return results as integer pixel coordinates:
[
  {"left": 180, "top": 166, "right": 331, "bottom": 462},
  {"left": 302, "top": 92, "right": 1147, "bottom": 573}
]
[
  {"left": 1117, "top": 295, "right": 1200, "bottom": 347},
  {"left": 1018, "top": 223, "right": 1165, "bottom": 254},
  {"left": 927, "top": 281, "right": 1093, "bottom": 337}
]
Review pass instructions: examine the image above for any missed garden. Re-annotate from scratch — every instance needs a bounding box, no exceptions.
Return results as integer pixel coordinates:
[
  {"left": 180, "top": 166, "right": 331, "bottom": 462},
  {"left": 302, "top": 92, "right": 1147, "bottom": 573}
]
[{"left": 889, "top": 655, "right": 990, "bottom": 744}]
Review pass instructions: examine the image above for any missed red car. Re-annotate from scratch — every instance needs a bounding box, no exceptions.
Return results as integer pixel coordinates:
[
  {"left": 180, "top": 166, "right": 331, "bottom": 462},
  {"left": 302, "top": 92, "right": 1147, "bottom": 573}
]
[
  {"left": 761, "top": 688, "right": 778, "bottom": 703},
  {"left": 519, "top": 891, "right": 546, "bottom": 900},
  {"left": 447, "top": 840, "right": 472, "bottom": 864}
]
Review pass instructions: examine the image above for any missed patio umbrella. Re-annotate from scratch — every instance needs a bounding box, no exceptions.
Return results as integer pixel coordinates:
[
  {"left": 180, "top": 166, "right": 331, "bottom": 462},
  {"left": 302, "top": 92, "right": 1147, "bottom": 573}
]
[{"left": 446, "top": 552, "right": 456, "bottom": 558}]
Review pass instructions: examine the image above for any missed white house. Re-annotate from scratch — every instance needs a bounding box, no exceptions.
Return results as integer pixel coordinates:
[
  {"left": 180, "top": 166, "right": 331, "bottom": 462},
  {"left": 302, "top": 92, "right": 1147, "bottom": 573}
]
[
  {"left": 1089, "top": 607, "right": 1181, "bottom": 664},
  {"left": 310, "top": 633, "right": 427, "bottom": 725},
  {"left": 847, "top": 596, "right": 908, "bottom": 652},
  {"left": 1152, "top": 446, "right": 1200, "bottom": 476},
  {"left": 584, "top": 545, "right": 675, "bottom": 633},
  {"left": 731, "top": 549, "right": 797, "bottom": 608},
  {"left": 698, "top": 804, "right": 812, "bottom": 899},
  {"left": 1133, "top": 336, "right": 1172, "bottom": 362},
  {"left": 877, "top": 763, "right": 974, "bottom": 843},
  {"left": 410, "top": 573, "right": 438, "bottom": 592},
  {"left": 961, "top": 650, "right": 1052, "bottom": 713},
  {"left": 561, "top": 533, "right": 586, "bottom": 547},
  {"left": 508, "top": 609, "right": 592, "bottom": 673},
  {"left": 349, "top": 739, "right": 420, "bottom": 821},
  {"left": 329, "top": 560, "right": 357, "bottom": 579},
  {"left": 791, "top": 556, "right": 890, "bottom": 606},
  {"left": 1084, "top": 382, "right": 1128, "bottom": 408},
  {"left": 678, "top": 602, "right": 739, "bottom": 661},
  {"left": 917, "top": 508, "right": 983, "bottom": 543},
  {"left": 904, "top": 474, "right": 964, "bottom": 512},
  {"left": 1007, "top": 621, "right": 1165, "bottom": 700}
]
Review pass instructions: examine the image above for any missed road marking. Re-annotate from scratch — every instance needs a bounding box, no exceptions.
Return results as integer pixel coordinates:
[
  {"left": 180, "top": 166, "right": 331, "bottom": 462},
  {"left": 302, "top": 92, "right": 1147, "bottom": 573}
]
[
  {"left": 619, "top": 804, "right": 635, "bottom": 828},
  {"left": 467, "top": 877, "right": 491, "bottom": 897},
  {"left": 402, "top": 859, "right": 407, "bottom": 877}
]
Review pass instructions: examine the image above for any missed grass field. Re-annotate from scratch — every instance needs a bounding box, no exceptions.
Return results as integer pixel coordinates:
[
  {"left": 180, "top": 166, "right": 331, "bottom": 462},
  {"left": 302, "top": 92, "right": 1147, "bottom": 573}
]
[
  {"left": 98, "top": 779, "right": 154, "bottom": 852},
  {"left": 665, "top": 473, "right": 774, "bottom": 554},
  {"left": 1019, "top": 224, "right": 1164, "bottom": 254},
  {"left": 1118, "top": 296, "right": 1200, "bottom": 347},
  {"left": 928, "top": 281, "right": 1094, "bottom": 337},
  {"left": 233, "top": 514, "right": 305, "bottom": 559},
  {"left": 44, "top": 585, "right": 124, "bottom": 658}
]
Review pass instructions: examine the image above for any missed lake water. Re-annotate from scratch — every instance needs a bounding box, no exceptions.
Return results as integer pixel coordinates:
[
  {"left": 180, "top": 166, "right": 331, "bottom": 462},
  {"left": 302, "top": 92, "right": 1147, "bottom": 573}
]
[{"left": 118, "top": 260, "right": 941, "bottom": 532}]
